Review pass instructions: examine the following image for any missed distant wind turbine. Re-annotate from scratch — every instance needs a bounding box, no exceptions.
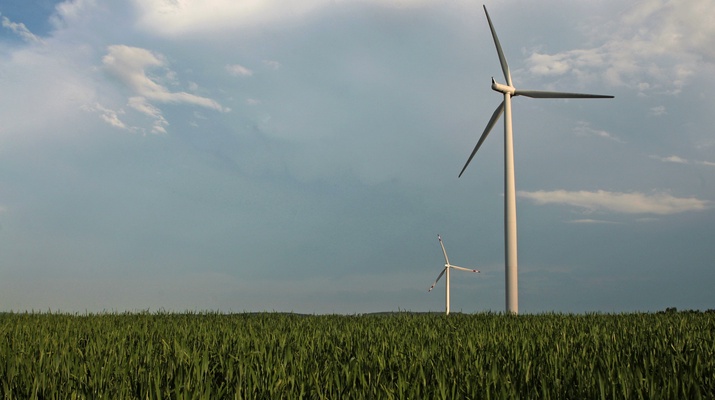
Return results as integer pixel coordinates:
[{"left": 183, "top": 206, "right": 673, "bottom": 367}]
[
  {"left": 458, "top": 6, "right": 613, "bottom": 314},
  {"left": 429, "top": 234, "right": 480, "bottom": 315}
]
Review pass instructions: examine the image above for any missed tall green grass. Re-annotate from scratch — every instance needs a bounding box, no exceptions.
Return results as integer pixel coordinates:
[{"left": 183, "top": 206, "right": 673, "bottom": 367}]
[{"left": 1, "top": 311, "right": 713, "bottom": 399}]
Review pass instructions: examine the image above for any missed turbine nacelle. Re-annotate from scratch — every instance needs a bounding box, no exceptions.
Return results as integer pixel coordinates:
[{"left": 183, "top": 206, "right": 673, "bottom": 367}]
[{"left": 491, "top": 78, "right": 515, "bottom": 95}]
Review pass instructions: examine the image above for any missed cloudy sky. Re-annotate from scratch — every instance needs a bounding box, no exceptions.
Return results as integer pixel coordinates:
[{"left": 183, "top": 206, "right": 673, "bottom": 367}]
[{"left": 1, "top": 0, "right": 713, "bottom": 314}]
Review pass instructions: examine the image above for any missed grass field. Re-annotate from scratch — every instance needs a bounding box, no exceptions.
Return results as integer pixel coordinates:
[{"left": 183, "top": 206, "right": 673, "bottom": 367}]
[{"left": 1, "top": 311, "right": 713, "bottom": 399}]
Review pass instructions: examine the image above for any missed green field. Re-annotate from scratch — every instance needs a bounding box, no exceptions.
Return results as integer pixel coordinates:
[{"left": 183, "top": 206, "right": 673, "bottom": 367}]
[{"left": 1, "top": 311, "right": 713, "bottom": 399}]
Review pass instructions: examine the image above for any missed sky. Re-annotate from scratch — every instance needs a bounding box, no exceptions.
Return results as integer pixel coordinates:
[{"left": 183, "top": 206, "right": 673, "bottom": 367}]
[{"left": 1, "top": 0, "right": 713, "bottom": 314}]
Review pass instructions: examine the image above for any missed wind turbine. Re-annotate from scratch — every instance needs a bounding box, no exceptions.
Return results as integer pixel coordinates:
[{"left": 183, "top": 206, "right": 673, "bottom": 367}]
[
  {"left": 459, "top": 6, "right": 613, "bottom": 314},
  {"left": 429, "top": 234, "right": 480, "bottom": 315}
]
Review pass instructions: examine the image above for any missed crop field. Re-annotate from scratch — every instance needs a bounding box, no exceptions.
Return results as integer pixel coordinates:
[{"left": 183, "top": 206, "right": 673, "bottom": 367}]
[{"left": 1, "top": 311, "right": 713, "bottom": 399}]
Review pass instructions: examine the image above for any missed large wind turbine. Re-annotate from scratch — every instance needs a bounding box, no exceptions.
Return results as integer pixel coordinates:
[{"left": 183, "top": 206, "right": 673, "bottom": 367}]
[
  {"left": 429, "top": 234, "right": 480, "bottom": 315},
  {"left": 459, "top": 6, "right": 613, "bottom": 314}
]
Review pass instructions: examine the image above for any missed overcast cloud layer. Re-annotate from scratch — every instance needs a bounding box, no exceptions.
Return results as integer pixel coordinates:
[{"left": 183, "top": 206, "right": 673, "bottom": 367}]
[{"left": 0, "top": 0, "right": 713, "bottom": 314}]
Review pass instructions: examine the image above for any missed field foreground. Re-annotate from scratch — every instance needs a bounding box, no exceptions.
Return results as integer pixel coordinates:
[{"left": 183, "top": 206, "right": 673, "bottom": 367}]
[{"left": 1, "top": 311, "right": 713, "bottom": 399}]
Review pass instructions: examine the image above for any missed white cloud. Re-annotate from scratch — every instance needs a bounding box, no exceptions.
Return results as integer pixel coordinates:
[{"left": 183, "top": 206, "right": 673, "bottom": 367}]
[
  {"left": 226, "top": 64, "right": 253, "bottom": 77},
  {"left": 1, "top": 15, "right": 44, "bottom": 44},
  {"left": 568, "top": 219, "right": 620, "bottom": 224},
  {"left": 82, "top": 100, "right": 168, "bottom": 134},
  {"left": 649, "top": 105, "right": 666, "bottom": 116},
  {"left": 519, "top": 190, "right": 710, "bottom": 215},
  {"left": 51, "top": 0, "right": 98, "bottom": 27},
  {"left": 94, "top": 104, "right": 127, "bottom": 130},
  {"left": 133, "top": 0, "right": 435, "bottom": 36},
  {"left": 0, "top": 50, "right": 96, "bottom": 141},
  {"left": 263, "top": 60, "right": 281, "bottom": 70},
  {"left": 650, "top": 155, "right": 688, "bottom": 164},
  {"left": 573, "top": 121, "right": 623, "bottom": 143},
  {"left": 128, "top": 97, "right": 169, "bottom": 134},
  {"left": 526, "top": 53, "right": 572, "bottom": 76},
  {"left": 102, "top": 45, "right": 226, "bottom": 112},
  {"left": 650, "top": 155, "right": 715, "bottom": 167},
  {"left": 524, "top": 0, "right": 715, "bottom": 94},
  {"left": 133, "top": 0, "right": 326, "bottom": 35}
]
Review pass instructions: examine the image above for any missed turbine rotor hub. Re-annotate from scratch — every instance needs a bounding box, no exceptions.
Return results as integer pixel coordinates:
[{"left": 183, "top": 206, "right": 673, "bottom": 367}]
[{"left": 491, "top": 79, "right": 516, "bottom": 95}]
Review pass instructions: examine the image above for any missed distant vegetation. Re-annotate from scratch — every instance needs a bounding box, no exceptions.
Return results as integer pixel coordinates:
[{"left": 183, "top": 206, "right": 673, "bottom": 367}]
[{"left": 1, "top": 311, "right": 713, "bottom": 398}]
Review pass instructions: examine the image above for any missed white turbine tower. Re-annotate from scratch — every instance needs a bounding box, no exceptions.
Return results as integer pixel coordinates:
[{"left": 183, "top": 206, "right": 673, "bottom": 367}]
[
  {"left": 459, "top": 6, "right": 613, "bottom": 314},
  {"left": 429, "top": 234, "right": 480, "bottom": 315}
]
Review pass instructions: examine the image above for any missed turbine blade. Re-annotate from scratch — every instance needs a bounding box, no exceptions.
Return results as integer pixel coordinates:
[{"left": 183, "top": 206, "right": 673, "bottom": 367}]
[
  {"left": 450, "top": 265, "right": 481, "bottom": 273},
  {"left": 458, "top": 101, "right": 504, "bottom": 177},
  {"left": 515, "top": 90, "right": 614, "bottom": 99},
  {"left": 428, "top": 268, "right": 447, "bottom": 292},
  {"left": 438, "top": 234, "right": 450, "bottom": 266},
  {"left": 483, "top": 5, "right": 512, "bottom": 87}
]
